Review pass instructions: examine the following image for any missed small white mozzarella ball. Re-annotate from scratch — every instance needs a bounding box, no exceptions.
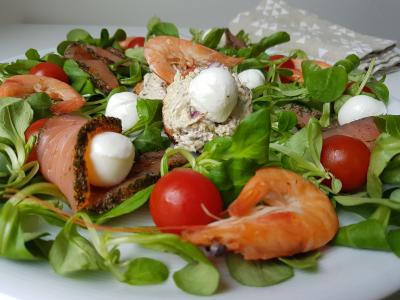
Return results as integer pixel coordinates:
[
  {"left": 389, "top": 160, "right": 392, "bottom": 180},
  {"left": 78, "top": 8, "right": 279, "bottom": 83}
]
[
  {"left": 338, "top": 95, "right": 387, "bottom": 125},
  {"left": 202, "top": 28, "right": 226, "bottom": 48},
  {"left": 105, "top": 92, "right": 139, "bottom": 131},
  {"left": 87, "top": 132, "right": 135, "bottom": 187},
  {"left": 238, "top": 69, "right": 265, "bottom": 89},
  {"left": 189, "top": 67, "right": 238, "bottom": 123}
]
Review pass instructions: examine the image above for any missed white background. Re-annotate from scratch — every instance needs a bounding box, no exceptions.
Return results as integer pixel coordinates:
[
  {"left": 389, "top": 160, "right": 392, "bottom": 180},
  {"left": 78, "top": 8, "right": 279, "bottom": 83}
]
[{"left": 0, "top": 0, "right": 399, "bottom": 42}]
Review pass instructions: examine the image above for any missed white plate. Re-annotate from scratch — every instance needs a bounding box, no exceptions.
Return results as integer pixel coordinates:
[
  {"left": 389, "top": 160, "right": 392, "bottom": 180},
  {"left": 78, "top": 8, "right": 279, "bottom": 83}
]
[{"left": 0, "top": 50, "right": 400, "bottom": 300}]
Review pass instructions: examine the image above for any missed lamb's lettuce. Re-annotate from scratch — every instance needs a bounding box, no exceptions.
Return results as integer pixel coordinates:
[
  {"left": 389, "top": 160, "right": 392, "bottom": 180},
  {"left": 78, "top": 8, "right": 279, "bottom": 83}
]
[{"left": 302, "top": 61, "right": 348, "bottom": 102}]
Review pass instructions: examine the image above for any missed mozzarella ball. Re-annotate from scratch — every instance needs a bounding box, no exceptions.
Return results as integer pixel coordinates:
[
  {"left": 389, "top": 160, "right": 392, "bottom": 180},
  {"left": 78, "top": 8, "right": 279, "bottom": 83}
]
[
  {"left": 202, "top": 28, "right": 226, "bottom": 48},
  {"left": 189, "top": 67, "right": 238, "bottom": 123},
  {"left": 105, "top": 92, "right": 139, "bottom": 131},
  {"left": 338, "top": 95, "right": 387, "bottom": 125},
  {"left": 87, "top": 132, "right": 135, "bottom": 187},
  {"left": 238, "top": 69, "right": 265, "bottom": 89}
]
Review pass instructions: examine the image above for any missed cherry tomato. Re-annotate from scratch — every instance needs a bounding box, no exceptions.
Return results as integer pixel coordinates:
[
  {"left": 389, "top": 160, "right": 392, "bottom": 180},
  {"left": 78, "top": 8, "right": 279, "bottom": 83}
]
[
  {"left": 30, "top": 62, "right": 69, "bottom": 83},
  {"left": 127, "top": 37, "right": 145, "bottom": 48},
  {"left": 150, "top": 168, "right": 223, "bottom": 233},
  {"left": 268, "top": 54, "right": 296, "bottom": 82},
  {"left": 25, "top": 118, "right": 49, "bottom": 162},
  {"left": 346, "top": 82, "right": 373, "bottom": 93},
  {"left": 269, "top": 54, "right": 295, "bottom": 69},
  {"left": 321, "top": 135, "right": 370, "bottom": 192},
  {"left": 119, "top": 36, "right": 146, "bottom": 49}
]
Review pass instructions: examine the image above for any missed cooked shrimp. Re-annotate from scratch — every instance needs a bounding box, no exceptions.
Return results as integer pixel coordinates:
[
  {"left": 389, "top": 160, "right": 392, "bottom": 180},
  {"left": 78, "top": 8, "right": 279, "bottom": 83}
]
[
  {"left": 0, "top": 74, "right": 85, "bottom": 114},
  {"left": 182, "top": 168, "right": 339, "bottom": 260},
  {"left": 144, "top": 36, "right": 243, "bottom": 84}
]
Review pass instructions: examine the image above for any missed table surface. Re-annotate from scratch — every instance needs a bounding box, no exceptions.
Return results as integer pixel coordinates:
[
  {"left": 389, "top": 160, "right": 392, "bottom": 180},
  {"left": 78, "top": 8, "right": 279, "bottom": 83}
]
[{"left": 0, "top": 23, "right": 399, "bottom": 300}]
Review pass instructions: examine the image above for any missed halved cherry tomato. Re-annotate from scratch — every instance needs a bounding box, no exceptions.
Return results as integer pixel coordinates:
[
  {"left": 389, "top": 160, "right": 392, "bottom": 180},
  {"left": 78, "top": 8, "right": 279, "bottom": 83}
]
[
  {"left": 269, "top": 54, "right": 295, "bottom": 69},
  {"left": 25, "top": 118, "right": 49, "bottom": 162},
  {"left": 321, "top": 135, "right": 370, "bottom": 192},
  {"left": 119, "top": 36, "right": 146, "bottom": 49},
  {"left": 150, "top": 168, "right": 223, "bottom": 233},
  {"left": 268, "top": 55, "right": 296, "bottom": 82},
  {"left": 30, "top": 62, "right": 69, "bottom": 83},
  {"left": 127, "top": 37, "right": 145, "bottom": 48},
  {"left": 346, "top": 82, "right": 373, "bottom": 94}
]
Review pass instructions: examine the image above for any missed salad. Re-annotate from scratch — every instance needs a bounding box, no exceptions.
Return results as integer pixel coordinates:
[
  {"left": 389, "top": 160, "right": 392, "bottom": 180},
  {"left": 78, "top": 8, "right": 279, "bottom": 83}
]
[{"left": 0, "top": 17, "right": 400, "bottom": 296}]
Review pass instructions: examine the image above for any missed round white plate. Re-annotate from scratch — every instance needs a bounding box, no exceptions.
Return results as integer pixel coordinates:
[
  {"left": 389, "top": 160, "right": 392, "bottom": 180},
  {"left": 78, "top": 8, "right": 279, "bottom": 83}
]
[{"left": 0, "top": 54, "right": 399, "bottom": 300}]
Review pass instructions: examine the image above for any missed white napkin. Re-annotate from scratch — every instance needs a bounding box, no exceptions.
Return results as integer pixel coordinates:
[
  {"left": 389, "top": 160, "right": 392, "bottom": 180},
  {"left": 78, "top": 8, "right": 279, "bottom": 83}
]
[{"left": 229, "top": 0, "right": 400, "bottom": 74}]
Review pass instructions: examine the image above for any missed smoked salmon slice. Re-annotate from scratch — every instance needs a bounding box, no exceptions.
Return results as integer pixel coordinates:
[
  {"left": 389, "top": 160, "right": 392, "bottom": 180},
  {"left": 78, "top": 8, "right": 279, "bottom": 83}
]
[
  {"left": 37, "top": 115, "right": 186, "bottom": 212},
  {"left": 323, "top": 117, "right": 380, "bottom": 149}
]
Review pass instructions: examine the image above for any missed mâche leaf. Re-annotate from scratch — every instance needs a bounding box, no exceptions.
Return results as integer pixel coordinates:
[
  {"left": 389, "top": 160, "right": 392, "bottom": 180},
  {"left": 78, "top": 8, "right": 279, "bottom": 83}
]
[
  {"left": 0, "top": 202, "right": 37, "bottom": 260},
  {"left": 303, "top": 61, "right": 348, "bottom": 102},
  {"left": 374, "top": 115, "right": 400, "bottom": 138},
  {"left": 247, "top": 31, "right": 290, "bottom": 58},
  {"left": 49, "top": 220, "right": 104, "bottom": 274},
  {"left": 381, "top": 155, "right": 400, "bottom": 185},
  {"left": 63, "top": 59, "right": 97, "bottom": 96},
  {"left": 333, "top": 219, "right": 390, "bottom": 251},
  {"left": 202, "top": 28, "right": 226, "bottom": 49},
  {"left": 116, "top": 233, "right": 220, "bottom": 296},
  {"left": 334, "top": 54, "right": 360, "bottom": 73},
  {"left": 94, "top": 185, "right": 154, "bottom": 224},
  {"left": 367, "top": 133, "right": 400, "bottom": 198},
  {"left": 277, "top": 110, "right": 297, "bottom": 131},
  {"left": 278, "top": 251, "right": 321, "bottom": 270},
  {"left": 147, "top": 17, "right": 179, "bottom": 38},
  {"left": 26, "top": 93, "right": 53, "bottom": 120},
  {"left": 123, "top": 257, "right": 169, "bottom": 285},
  {"left": 226, "top": 253, "right": 293, "bottom": 287}
]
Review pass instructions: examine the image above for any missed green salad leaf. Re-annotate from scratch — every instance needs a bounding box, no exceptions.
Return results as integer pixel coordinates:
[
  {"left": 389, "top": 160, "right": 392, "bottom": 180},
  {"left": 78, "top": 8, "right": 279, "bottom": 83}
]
[
  {"left": 367, "top": 133, "right": 400, "bottom": 198},
  {"left": 366, "top": 79, "right": 389, "bottom": 104},
  {"left": 302, "top": 61, "right": 348, "bottom": 102},
  {"left": 277, "top": 111, "right": 297, "bottom": 131},
  {"left": 0, "top": 99, "right": 39, "bottom": 193},
  {"left": 26, "top": 93, "right": 53, "bottom": 120},
  {"left": 334, "top": 54, "right": 360, "bottom": 73},
  {"left": 0, "top": 202, "right": 37, "bottom": 260},
  {"left": 278, "top": 251, "right": 321, "bottom": 270},
  {"left": 147, "top": 17, "right": 179, "bottom": 38},
  {"left": 387, "top": 230, "right": 400, "bottom": 257},
  {"left": 94, "top": 185, "right": 154, "bottom": 224},
  {"left": 63, "top": 59, "right": 98, "bottom": 96},
  {"left": 374, "top": 115, "right": 400, "bottom": 139},
  {"left": 64, "top": 28, "right": 126, "bottom": 49},
  {"left": 202, "top": 28, "right": 226, "bottom": 49},
  {"left": 49, "top": 220, "right": 104, "bottom": 274},
  {"left": 196, "top": 108, "right": 271, "bottom": 204},
  {"left": 245, "top": 31, "right": 290, "bottom": 58},
  {"left": 381, "top": 155, "right": 400, "bottom": 185},
  {"left": 226, "top": 253, "right": 293, "bottom": 287},
  {"left": 103, "top": 233, "right": 220, "bottom": 296},
  {"left": 124, "top": 99, "right": 170, "bottom": 154},
  {"left": 123, "top": 257, "right": 169, "bottom": 285},
  {"left": 333, "top": 219, "right": 390, "bottom": 251}
]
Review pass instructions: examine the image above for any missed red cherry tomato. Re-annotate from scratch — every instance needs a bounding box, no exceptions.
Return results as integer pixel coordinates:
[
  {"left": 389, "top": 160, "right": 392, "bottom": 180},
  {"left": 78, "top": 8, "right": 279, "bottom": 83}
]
[
  {"left": 30, "top": 62, "right": 69, "bottom": 83},
  {"left": 150, "top": 168, "right": 223, "bottom": 233},
  {"left": 321, "top": 135, "right": 371, "bottom": 192},
  {"left": 127, "top": 37, "right": 145, "bottom": 48},
  {"left": 269, "top": 54, "right": 295, "bottom": 69},
  {"left": 25, "top": 118, "right": 49, "bottom": 162},
  {"left": 268, "top": 54, "right": 296, "bottom": 82},
  {"left": 346, "top": 82, "right": 373, "bottom": 93},
  {"left": 119, "top": 36, "right": 146, "bottom": 49}
]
